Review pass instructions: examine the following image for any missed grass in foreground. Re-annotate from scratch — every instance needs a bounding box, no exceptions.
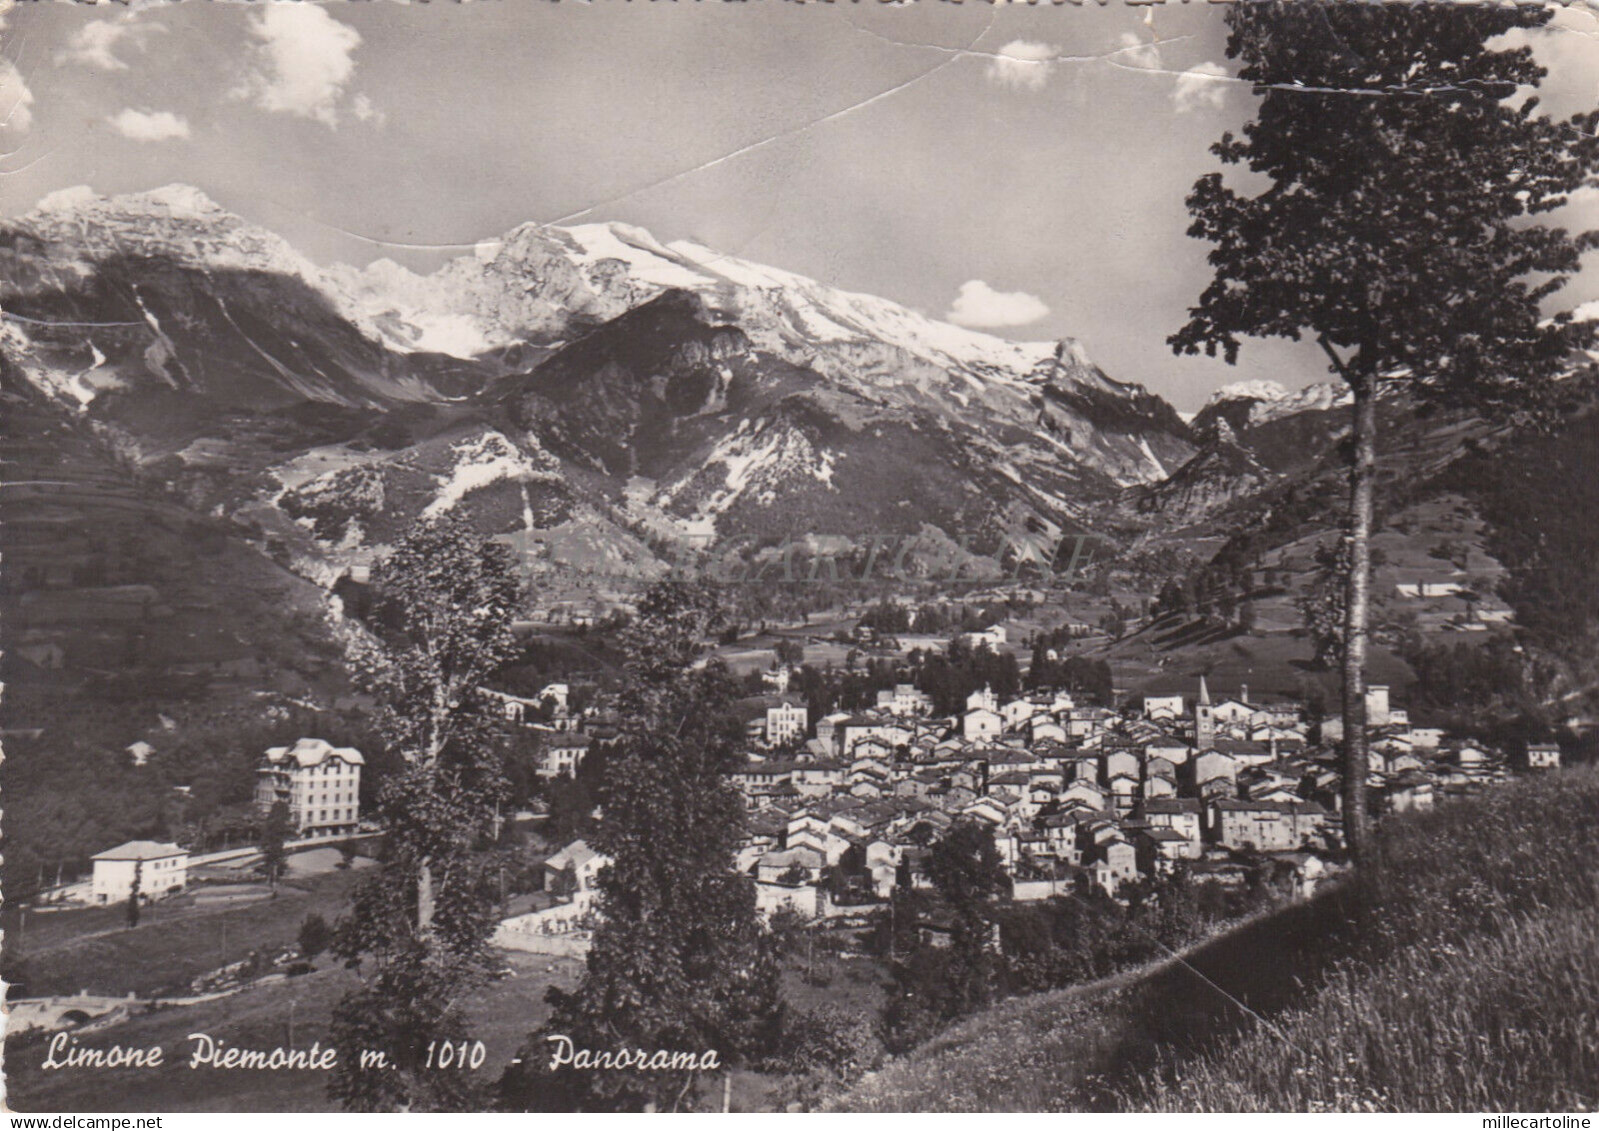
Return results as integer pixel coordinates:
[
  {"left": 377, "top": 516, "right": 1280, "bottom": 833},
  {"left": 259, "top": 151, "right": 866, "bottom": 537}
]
[
  {"left": 836, "top": 766, "right": 1599, "bottom": 1112},
  {"left": 1126, "top": 906, "right": 1599, "bottom": 1111},
  {"left": 4, "top": 869, "right": 368, "bottom": 999}
]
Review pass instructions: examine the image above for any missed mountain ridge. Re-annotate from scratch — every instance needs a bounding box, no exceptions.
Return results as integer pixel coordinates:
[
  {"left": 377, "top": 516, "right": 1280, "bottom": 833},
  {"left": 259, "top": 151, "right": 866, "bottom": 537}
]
[{"left": 1, "top": 183, "right": 1231, "bottom": 589}]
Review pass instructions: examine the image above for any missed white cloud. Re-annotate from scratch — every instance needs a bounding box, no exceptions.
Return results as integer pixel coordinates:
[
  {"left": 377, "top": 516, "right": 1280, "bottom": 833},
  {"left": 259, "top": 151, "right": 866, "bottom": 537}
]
[
  {"left": 1173, "top": 62, "right": 1230, "bottom": 114},
  {"left": 56, "top": 19, "right": 163, "bottom": 71},
  {"left": 108, "top": 108, "right": 191, "bottom": 142},
  {"left": 986, "top": 40, "right": 1058, "bottom": 92},
  {"left": 1106, "top": 31, "right": 1229, "bottom": 116},
  {"left": 0, "top": 5, "right": 31, "bottom": 139},
  {"left": 233, "top": 2, "right": 364, "bottom": 128},
  {"left": 350, "top": 91, "right": 384, "bottom": 126},
  {"left": 946, "top": 280, "right": 1050, "bottom": 329},
  {"left": 1115, "top": 31, "right": 1162, "bottom": 71},
  {"left": 0, "top": 58, "right": 33, "bottom": 137}
]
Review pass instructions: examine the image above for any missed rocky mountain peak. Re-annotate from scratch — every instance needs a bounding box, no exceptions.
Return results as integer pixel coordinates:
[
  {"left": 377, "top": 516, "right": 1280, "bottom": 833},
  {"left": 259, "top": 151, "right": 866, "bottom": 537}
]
[
  {"left": 12, "top": 183, "right": 326, "bottom": 297},
  {"left": 1206, "top": 379, "right": 1290, "bottom": 407}
]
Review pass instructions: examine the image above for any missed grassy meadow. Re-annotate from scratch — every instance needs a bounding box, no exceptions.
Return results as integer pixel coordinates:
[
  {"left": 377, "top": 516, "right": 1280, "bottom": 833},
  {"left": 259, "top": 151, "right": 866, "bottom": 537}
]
[{"left": 836, "top": 765, "right": 1599, "bottom": 1112}]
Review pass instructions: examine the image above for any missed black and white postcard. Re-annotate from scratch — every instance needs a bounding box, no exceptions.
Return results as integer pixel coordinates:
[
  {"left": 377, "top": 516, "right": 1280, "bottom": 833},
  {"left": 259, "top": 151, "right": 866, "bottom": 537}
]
[{"left": 3, "top": 0, "right": 1598, "bottom": 1116}]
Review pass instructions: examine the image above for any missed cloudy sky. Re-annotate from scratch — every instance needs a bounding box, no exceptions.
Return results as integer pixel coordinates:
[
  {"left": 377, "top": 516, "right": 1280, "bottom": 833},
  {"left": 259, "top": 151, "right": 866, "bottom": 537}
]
[{"left": 3, "top": 0, "right": 1598, "bottom": 411}]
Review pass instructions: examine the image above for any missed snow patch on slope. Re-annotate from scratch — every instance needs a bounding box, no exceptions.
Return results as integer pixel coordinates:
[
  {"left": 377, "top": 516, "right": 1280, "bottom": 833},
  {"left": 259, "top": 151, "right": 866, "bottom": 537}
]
[
  {"left": 564, "top": 222, "right": 713, "bottom": 290},
  {"left": 34, "top": 185, "right": 99, "bottom": 212},
  {"left": 423, "top": 431, "right": 560, "bottom": 518},
  {"left": 323, "top": 258, "right": 503, "bottom": 359},
  {"left": 660, "top": 419, "right": 837, "bottom": 535},
  {"left": 1250, "top": 382, "right": 1348, "bottom": 424},
  {"left": 390, "top": 311, "right": 494, "bottom": 358},
  {"left": 1137, "top": 436, "right": 1168, "bottom": 479},
  {"left": 664, "top": 237, "right": 1060, "bottom": 382},
  {"left": 0, "top": 323, "right": 126, "bottom": 407}
]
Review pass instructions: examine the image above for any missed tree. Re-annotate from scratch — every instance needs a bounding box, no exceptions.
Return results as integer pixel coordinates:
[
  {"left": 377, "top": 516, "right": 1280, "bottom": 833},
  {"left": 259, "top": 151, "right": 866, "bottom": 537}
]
[
  {"left": 880, "top": 822, "right": 1008, "bottom": 1051},
  {"left": 356, "top": 512, "right": 522, "bottom": 930},
  {"left": 926, "top": 821, "right": 1009, "bottom": 1016},
  {"left": 762, "top": 1004, "right": 880, "bottom": 1109},
  {"left": 1061, "top": 656, "right": 1114, "bottom": 706},
  {"left": 1237, "top": 597, "right": 1257, "bottom": 635},
  {"left": 260, "top": 801, "right": 290, "bottom": 891},
  {"left": 1099, "top": 607, "right": 1127, "bottom": 640},
  {"left": 125, "top": 858, "right": 142, "bottom": 930},
  {"left": 543, "top": 772, "right": 597, "bottom": 846},
  {"left": 548, "top": 861, "right": 578, "bottom": 902},
  {"left": 1298, "top": 539, "right": 1352, "bottom": 671},
  {"left": 328, "top": 514, "right": 523, "bottom": 1111},
  {"left": 1301, "top": 541, "right": 1392, "bottom": 670},
  {"left": 1171, "top": 2, "right": 1598, "bottom": 862},
  {"left": 299, "top": 912, "right": 333, "bottom": 961},
  {"left": 500, "top": 580, "right": 783, "bottom": 1112}
]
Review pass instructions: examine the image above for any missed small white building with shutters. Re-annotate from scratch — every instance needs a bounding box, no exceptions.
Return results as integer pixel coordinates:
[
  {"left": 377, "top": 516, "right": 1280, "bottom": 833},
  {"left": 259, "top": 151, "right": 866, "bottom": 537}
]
[
  {"left": 543, "top": 839, "right": 611, "bottom": 897},
  {"left": 765, "top": 698, "right": 810, "bottom": 746},
  {"left": 91, "top": 841, "right": 188, "bottom": 904},
  {"left": 255, "top": 737, "right": 364, "bottom": 837},
  {"left": 538, "top": 731, "right": 593, "bottom": 779},
  {"left": 1527, "top": 743, "right": 1561, "bottom": 770}
]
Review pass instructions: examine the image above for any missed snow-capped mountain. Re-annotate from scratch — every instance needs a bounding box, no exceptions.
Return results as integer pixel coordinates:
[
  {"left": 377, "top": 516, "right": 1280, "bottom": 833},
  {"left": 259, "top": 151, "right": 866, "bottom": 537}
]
[
  {"left": 1206, "top": 379, "right": 1291, "bottom": 404},
  {"left": 1201, "top": 380, "right": 1350, "bottom": 427},
  {"left": 1177, "top": 377, "right": 1359, "bottom": 492},
  {"left": 320, "top": 201, "right": 1156, "bottom": 437},
  {"left": 0, "top": 184, "right": 1200, "bottom": 583},
  {"left": 2, "top": 185, "right": 497, "bottom": 411},
  {"left": 330, "top": 216, "right": 1075, "bottom": 382}
]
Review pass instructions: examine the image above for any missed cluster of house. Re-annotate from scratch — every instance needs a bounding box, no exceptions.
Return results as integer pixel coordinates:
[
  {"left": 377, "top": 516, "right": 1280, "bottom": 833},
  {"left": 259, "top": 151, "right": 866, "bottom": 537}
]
[
  {"left": 716, "top": 676, "right": 1540, "bottom": 919},
  {"left": 431, "top": 663, "right": 1560, "bottom": 953},
  {"left": 483, "top": 683, "right": 618, "bottom": 779}
]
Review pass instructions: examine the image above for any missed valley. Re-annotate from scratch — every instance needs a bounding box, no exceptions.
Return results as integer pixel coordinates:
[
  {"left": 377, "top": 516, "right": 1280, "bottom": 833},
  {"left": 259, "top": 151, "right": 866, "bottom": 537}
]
[{"left": 3, "top": 182, "right": 1596, "bottom": 1116}]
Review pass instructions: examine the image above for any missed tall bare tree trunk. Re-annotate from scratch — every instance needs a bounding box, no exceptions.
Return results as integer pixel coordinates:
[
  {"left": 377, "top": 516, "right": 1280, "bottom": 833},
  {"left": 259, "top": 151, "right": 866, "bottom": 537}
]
[
  {"left": 418, "top": 861, "right": 435, "bottom": 931},
  {"left": 417, "top": 733, "right": 444, "bottom": 931},
  {"left": 1341, "top": 375, "right": 1377, "bottom": 864}
]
